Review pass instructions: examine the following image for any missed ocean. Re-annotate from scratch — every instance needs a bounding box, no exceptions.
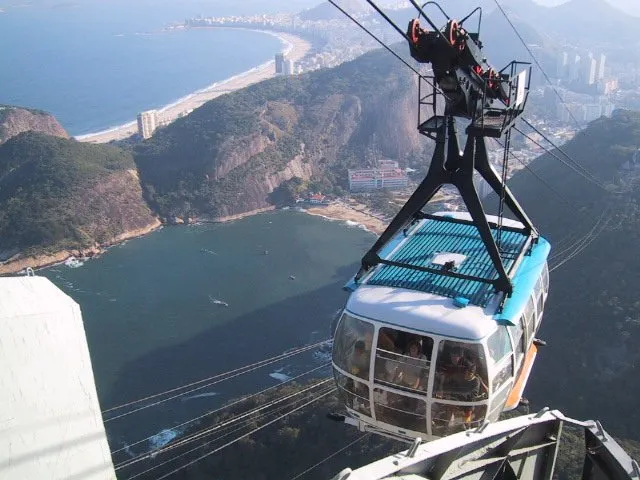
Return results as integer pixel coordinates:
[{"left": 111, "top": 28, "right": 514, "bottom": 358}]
[
  {"left": 0, "top": 0, "right": 317, "bottom": 135},
  {"left": 41, "top": 211, "right": 374, "bottom": 462}
]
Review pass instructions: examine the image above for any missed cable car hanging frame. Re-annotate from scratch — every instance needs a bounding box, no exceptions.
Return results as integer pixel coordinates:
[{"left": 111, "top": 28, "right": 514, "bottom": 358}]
[{"left": 348, "top": 1, "right": 540, "bottom": 299}]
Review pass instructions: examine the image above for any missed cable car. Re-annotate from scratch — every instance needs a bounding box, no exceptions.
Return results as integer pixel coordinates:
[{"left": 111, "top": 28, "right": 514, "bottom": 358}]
[
  {"left": 329, "top": 1, "right": 550, "bottom": 441},
  {"left": 332, "top": 212, "right": 550, "bottom": 441}
]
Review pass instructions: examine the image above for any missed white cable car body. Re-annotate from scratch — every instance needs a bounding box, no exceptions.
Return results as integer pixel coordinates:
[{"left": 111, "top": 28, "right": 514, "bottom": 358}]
[{"left": 332, "top": 212, "right": 550, "bottom": 441}]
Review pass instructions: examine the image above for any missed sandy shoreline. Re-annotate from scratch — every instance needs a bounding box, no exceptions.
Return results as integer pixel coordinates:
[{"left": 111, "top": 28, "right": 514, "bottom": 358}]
[
  {"left": 77, "top": 30, "right": 312, "bottom": 144},
  {"left": 304, "top": 202, "right": 387, "bottom": 236}
]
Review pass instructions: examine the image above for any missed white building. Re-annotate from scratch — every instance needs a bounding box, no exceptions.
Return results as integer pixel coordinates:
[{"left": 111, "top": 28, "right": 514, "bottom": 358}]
[
  {"left": 598, "top": 53, "right": 606, "bottom": 80},
  {"left": 348, "top": 166, "right": 409, "bottom": 191},
  {"left": 283, "top": 58, "right": 295, "bottom": 76},
  {"left": 137, "top": 109, "right": 158, "bottom": 139},
  {"left": 0, "top": 275, "right": 115, "bottom": 480}
]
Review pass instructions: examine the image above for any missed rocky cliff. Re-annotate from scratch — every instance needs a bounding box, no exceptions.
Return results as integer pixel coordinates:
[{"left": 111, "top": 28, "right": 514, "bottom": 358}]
[
  {"left": 0, "top": 132, "right": 159, "bottom": 272},
  {"left": 0, "top": 105, "right": 69, "bottom": 145},
  {"left": 134, "top": 49, "right": 421, "bottom": 221}
]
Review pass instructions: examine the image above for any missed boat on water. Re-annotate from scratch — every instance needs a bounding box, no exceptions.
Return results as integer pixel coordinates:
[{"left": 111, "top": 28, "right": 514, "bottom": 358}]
[
  {"left": 64, "top": 256, "right": 84, "bottom": 268},
  {"left": 208, "top": 295, "right": 229, "bottom": 307}
]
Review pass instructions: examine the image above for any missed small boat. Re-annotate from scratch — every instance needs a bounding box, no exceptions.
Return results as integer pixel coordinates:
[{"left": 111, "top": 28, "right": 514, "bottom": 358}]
[
  {"left": 289, "top": 275, "right": 296, "bottom": 280},
  {"left": 64, "top": 256, "right": 84, "bottom": 268},
  {"left": 208, "top": 295, "right": 229, "bottom": 307}
]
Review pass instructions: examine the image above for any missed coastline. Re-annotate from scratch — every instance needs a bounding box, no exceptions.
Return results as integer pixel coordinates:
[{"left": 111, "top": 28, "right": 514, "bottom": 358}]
[
  {"left": 0, "top": 219, "right": 162, "bottom": 275},
  {"left": 0, "top": 203, "right": 384, "bottom": 275},
  {"left": 76, "top": 31, "right": 312, "bottom": 144},
  {"left": 304, "top": 202, "right": 387, "bottom": 236}
]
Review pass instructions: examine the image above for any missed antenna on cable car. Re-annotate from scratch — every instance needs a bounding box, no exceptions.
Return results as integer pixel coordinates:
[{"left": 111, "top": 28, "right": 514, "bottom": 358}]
[{"left": 355, "top": 0, "right": 538, "bottom": 299}]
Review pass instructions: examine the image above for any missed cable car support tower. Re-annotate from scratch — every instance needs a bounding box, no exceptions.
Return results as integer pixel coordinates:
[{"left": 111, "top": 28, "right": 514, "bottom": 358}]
[{"left": 353, "top": 1, "right": 538, "bottom": 304}]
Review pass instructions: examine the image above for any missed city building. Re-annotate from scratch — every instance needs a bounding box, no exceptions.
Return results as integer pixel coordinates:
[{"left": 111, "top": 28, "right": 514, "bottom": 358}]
[
  {"left": 275, "top": 53, "right": 285, "bottom": 74},
  {"left": 556, "top": 51, "right": 568, "bottom": 79},
  {"left": 348, "top": 163, "right": 409, "bottom": 191},
  {"left": 598, "top": 53, "right": 606, "bottom": 80},
  {"left": 137, "top": 109, "right": 158, "bottom": 139},
  {"left": 284, "top": 58, "right": 295, "bottom": 75},
  {"left": 0, "top": 276, "right": 115, "bottom": 479}
]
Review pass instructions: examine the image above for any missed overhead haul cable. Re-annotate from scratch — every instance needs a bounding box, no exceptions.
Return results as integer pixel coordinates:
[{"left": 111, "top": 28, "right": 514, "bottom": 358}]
[
  {"left": 513, "top": 126, "right": 610, "bottom": 191},
  {"left": 116, "top": 379, "right": 332, "bottom": 473},
  {"left": 110, "top": 362, "right": 331, "bottom": 457},
  {"left": 288, "top": 434, "right": 370, "bottom": 480},
  {"left": 122, "top": 392, "right": 327, "bottom": 480},
  {"left": 151, "top": 388, "right": 337, "bottom": 480},
  {"left": 492, "top": 0, "right": 584, "bottom": 130},
  {"left": 103, "top": 339, "right": 330, "bottom": 422}
]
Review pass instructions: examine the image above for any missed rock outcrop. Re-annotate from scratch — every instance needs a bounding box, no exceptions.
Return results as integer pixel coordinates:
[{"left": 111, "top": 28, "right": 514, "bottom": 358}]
[{"left": 0, "top": 105, "right": 69, "bottom": 145}]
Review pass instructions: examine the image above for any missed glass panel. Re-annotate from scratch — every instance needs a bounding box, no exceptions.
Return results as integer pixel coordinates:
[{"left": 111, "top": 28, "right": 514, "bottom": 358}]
[
  {"left": 431, "top": 404, "right": 487, "bottom": 436},
  {"left": 373, "top": 388, "right": 427, "bottom": 433},
  {"left": 334, "top": 369, "right": 371, "bottom": 417},
  {"left": 537, "top": 294, "right": 544, "bottom": 323},
  {"left": 488, "top": 383, "right": 511, "bottom": 422},
  {"left": 434, "top": 341, "right": 488, "bottom": 401},
  {"left": 534, "top": 276, "right": 543, "bottom": 299},
  {"left": 492, "top": 357, "right": 513, "bottom": 392},
  {"left": 487, "top": 327, "right": 512, "bottom": 364},
  {"left": 524, "top": 297, "right": 535, "bottom": 341},
  {"left": 332, "top": 313, "right": 374, "bottom": 380},
  {"left": 542, "top": 264, "right": 549, "bottom": 294},
  {"left": 374, "top": 328, "right": 433, "bottom": 392},
  {"left": 509, "top": 321, "right": 525, "bottom": 366}
]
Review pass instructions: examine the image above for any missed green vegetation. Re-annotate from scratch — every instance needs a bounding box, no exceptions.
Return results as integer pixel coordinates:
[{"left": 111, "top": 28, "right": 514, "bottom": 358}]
[
  {"left": 506, "top": 110, "right": 640, "bottom": 440},
  {"left": 0, "top": 132, "right": 152, "bottom": 256},
  {"left": 134, "top": 49, "right": 416, "bottom": 219}
]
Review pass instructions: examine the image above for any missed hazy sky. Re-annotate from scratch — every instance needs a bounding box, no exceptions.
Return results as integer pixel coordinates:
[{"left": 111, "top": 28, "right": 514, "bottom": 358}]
[{"left": 534, "top": 0, "right": 640, "bottom": 16}]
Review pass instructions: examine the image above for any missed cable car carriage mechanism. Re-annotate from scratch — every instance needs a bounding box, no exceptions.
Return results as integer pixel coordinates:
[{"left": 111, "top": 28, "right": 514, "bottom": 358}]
[{"left": 330, "top": 2, "right": 551, "bottom": 442}]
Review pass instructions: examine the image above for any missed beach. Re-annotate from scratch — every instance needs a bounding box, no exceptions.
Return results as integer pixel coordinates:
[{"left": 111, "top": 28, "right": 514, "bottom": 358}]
[
  {"left": 304, "top": 201, "right": 388, "bottom": 236},
  {"left": 76, "top": 31, "right": 312, "bottom": 144}
]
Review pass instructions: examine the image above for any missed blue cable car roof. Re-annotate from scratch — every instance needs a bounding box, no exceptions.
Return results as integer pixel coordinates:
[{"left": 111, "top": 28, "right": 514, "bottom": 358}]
[{"left": 365, "top": 216, "right": 530, "bottom": 307}]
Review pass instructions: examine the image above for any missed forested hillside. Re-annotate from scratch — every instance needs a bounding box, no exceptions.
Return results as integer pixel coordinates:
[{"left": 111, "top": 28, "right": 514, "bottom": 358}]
[
  {"left": 134, "top": 49, "right": 422, "bottom": 221},
  {"left": 0, "top": 132, "right": 158, "bottom": 267}
]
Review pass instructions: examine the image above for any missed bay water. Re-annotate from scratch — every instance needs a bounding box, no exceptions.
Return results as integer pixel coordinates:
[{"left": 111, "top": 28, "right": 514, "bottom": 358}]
[
  {"left": 0, "top": 0, "right": 317, "bottom": 135},
  {"left": 42, "top": 211, "right": 374, "bottom": 456}
]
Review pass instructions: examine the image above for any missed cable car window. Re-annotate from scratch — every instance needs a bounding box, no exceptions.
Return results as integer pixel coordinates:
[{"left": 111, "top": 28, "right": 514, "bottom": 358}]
[
  {"left": 431, "top": 403, "right": 487, "bottom": 437},
  {"left": 374, "top": 328, "right": 433, "bottom": 392},
  {"left": 508, "top": 322, "right": 525, "bottom": 366},
  {"left": 434, "top": 341, "right": 488, "bottom": 401},
  {"left": 332, "top": 313, "right": 374, "bottom": 381},
  {"left": 492, "top": 357, "right": 513, "bottom": 392},
  {"left": 335, "top": 370, "right": 371, "bottom": 417},
  {"left": 373, "top": 388, "right": 427, "bottom": 434},
  {"left": 534, "top": 276, "right": 543, "bottom": 299},
  {"left": 542, "top": 264, "right": 549, "bottom": 294},
  {"left": 524, "top": 297, "right": 535, "bottom": 341},
  {"left": 487, "top": 327, "right": 512, "bottom": 364},
  {"left": 536, "top": 293, "right": 544, "bottom": 323}
]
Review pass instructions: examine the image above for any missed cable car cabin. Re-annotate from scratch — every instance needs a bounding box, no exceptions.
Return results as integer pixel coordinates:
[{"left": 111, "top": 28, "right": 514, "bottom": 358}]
[{"left": 332, "top": 212, "right": 550, "bottom": 441}]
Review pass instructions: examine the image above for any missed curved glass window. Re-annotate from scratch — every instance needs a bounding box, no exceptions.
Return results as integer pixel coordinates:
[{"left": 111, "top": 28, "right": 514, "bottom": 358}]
[
  {"left": 431, "top": 403, "right": 487, "bottom": 437},
  {"left": 334, "top": 369, "right": 371, "bottom": 417},
  {"left": 433, "top": 341, "right": 488, "bottom": 401},
  {"left": 487, "top": 327, "right": 512, "bottom": 364},
  {"left": 492, "top": 358, "right": 513, "bottom": 392},
  {"left": 373, "top": 388, "right": 427, "bottom": 434},
  {"left": 374, "top": 328, "right": 433, "bottom": 392},
  {"left": 332, "top": 313, "right": 374, "bottom": 380},
  {"left": 509, "top": 321, "right": 525, "bottom": 367}
]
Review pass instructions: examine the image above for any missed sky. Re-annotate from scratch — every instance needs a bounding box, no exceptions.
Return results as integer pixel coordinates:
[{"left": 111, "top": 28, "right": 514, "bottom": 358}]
[{"left": 534, "top": 0, "right": 640, "bottom": 16}]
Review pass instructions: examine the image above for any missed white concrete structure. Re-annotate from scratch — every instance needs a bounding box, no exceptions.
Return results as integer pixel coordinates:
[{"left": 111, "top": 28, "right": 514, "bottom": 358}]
[
  {"left": 137, "top": 109, "right": 158, "bottom": 139},
  {"left": 0, "top": 276, "right": 115, "bottom": 480}
]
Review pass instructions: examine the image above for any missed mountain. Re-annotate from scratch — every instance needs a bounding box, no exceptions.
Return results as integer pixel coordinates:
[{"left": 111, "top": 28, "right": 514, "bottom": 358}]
[
  {"left": 134, "top": 48, "right": 422, "bottom": 222},
  {"left": 298, "top": 0, "right": 368, "bottom": 21},
  {"left": 506, "top": 110, "right": 640, "bottom": 437},
  {"left": 0, "top": 132, "right": 159, "bottom": 272},
  {"left": 0, "top": 105, "right": 69, "bottom": 145}
]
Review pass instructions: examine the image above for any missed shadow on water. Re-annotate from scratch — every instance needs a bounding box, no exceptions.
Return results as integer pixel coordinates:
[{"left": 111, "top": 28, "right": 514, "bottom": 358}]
[{"left": 102, "top": 274, "right": 354, "bottom": 451}]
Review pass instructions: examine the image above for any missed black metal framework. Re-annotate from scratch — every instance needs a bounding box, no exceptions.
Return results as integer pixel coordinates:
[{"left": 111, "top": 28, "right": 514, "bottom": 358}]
[{"left": 353, "top": 2, "right": 539, "bottom": 298}]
